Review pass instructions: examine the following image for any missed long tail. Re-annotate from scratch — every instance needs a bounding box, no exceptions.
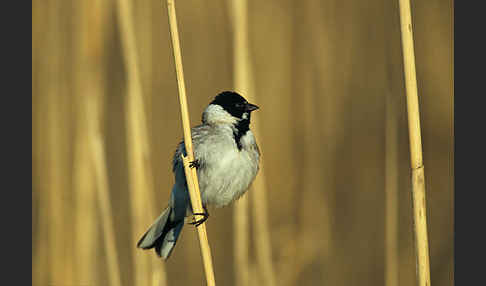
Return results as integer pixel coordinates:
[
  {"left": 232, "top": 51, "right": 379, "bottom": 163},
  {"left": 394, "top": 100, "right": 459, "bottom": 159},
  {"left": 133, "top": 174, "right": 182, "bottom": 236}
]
[{"left": 137, "top": 207, "right": 184, "bottom": 259}]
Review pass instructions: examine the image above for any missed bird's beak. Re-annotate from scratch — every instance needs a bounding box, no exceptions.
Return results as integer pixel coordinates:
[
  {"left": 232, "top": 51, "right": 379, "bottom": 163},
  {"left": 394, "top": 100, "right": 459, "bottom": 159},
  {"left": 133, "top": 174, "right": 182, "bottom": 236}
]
[{"left": 246, "top": 103, "right": 259, "bottom": 112}]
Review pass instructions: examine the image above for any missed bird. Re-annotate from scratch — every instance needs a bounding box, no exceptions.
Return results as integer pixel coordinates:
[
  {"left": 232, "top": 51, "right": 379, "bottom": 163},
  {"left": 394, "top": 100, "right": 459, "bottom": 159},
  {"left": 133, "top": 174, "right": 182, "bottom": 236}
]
[{"left": 137, "top": 91, "right": 260, "bottom": 259}]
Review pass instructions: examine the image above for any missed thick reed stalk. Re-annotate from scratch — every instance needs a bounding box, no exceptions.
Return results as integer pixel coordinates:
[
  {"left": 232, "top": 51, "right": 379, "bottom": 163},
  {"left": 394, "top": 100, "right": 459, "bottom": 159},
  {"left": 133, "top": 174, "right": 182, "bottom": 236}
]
[
  {"left": 87, "top": 97, "right": 122, "bottom": 286},
  {"left": 32, "top": 2, "right": 49, "bottom": 284},
  {"left": 165, "top": 0, "right": 216, "bottom": 285},
  {"left": 72, "top": 0, "right": 109, "bottom": 283},
  {"left": 116, "top": 0, "right": 167, "bottom": 285},
  {"left": 117, "top": 0, "right": 151, "bottom": 284},
  {"left": 45, "top": 1, "right": 68, "bottom": 283},
  {"left": 397, "top": 0, "right": 432, "bottom": 285},
  {"left": 229, "top": 1, "right": 250, "bottom": 286},
  {"left": 229, "top": 1, "right": 276, "bottom": 285}
]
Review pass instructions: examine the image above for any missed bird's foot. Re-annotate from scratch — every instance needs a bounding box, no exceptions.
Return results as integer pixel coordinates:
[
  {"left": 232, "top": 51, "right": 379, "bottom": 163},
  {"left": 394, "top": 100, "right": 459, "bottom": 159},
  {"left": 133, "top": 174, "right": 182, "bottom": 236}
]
[
  {"left": 189, "top": 207, "right": 209, "bottom": 227},
  {"left": 189, "top": 159, "right": 200, "bottom": 169}
]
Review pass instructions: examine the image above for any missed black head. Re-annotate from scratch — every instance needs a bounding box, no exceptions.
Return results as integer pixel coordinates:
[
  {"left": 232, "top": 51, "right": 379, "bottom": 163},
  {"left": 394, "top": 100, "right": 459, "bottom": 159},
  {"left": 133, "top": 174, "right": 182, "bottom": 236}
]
[
  {"left": 209, "top": 91, "right": 259, "bottom": 150},
  {"left": 210, "top": 91, "right": 259, "bottom": 119}
]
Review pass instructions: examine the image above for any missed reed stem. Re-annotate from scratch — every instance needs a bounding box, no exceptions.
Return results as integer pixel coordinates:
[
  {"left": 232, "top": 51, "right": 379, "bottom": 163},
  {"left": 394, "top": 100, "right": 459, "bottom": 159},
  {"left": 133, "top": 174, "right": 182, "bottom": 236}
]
[
  {"left": 166, "top": 0, "right": 216, "bottom": 285},
  {"left": 229, "top": 0, "right": 250, "bottom": 285},
  {"left": 385, "top": 95, "right": 399, "bottom": 286},
  {"left": 229, "top": 0, "right": 276, "bottom": 285},
  {"left": 397, "top": 0, "right": 432, "bottom": 285},
  {"left": 116, "top": 0, "right": 167, "bottom": 285},
  {"left": 87, "top": 97, "right": 122, "bottom": 286}
]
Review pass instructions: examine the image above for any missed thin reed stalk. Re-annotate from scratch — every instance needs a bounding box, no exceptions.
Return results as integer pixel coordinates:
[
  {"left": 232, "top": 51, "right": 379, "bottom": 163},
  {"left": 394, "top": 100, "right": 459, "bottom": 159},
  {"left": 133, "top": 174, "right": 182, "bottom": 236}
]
[
  {"left": 87, "top": 97, "right": 122, "bottom": 286},
  {"left": 73, "top": 99, "right": 97, "bottom": 285},
  {"left": 385, "top": 94, "right": 399, "bottom": 286},
  {"left": 397, "top": 0, "right": 432, "bottom": 285},
  {"left": 229, "top": 1, "right": 276, "bottom": 285},
  {"left": 233, "top": 196, "right": 249, "bottom": 286},
  {"left": 250, "top": 166, "right": 276, "bottom": 286},
  {"left": 181, "top": 155, "right": 217, "bottom": 285},
  {"left": 73, "top": 86, "right": 97, "bottom": 286},
  {"left": 116, "top": 0, "right": 167, "bottom": 285},
  {"left": 165, "top": 0, "right": 216, "bottom": 285}
]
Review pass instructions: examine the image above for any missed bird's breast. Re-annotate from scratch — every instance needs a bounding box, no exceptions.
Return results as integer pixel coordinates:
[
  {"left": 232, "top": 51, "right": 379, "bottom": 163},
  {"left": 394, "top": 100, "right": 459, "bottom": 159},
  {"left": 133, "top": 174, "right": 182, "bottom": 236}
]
[{"left": 197, "top": 131, "right": 259, "bottom": 208}]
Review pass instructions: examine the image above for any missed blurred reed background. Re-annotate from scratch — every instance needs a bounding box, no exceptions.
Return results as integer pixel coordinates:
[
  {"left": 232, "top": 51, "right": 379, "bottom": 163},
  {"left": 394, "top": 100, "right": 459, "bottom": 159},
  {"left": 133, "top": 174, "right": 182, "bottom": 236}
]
[{"left": 32, "top": 0, "right": 453, "bottom": 285}]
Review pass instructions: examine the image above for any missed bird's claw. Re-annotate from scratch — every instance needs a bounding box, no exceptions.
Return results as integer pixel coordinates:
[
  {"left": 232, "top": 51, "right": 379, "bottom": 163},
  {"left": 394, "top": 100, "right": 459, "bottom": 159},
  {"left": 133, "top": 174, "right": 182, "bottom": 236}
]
[
  {"left": 189, "top": 208, "right": 209, "bottom": 227},
  {"left": 189, "top": 159, "right": 200, "bottom": 169}
]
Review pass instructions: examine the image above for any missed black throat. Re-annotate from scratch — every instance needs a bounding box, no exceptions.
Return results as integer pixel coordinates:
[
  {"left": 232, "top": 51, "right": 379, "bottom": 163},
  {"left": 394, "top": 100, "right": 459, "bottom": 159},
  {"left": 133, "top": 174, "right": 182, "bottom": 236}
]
[
  {"left": 233, "top": 117, "right": 250, "bottom": 150},
  {"left": 208, "top": 91, "right": 254, "bottom": 151}
]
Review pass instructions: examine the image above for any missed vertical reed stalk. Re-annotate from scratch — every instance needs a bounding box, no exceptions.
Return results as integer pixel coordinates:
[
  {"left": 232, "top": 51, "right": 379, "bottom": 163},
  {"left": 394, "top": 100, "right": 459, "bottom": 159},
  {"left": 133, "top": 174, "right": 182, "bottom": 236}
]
[
  {"left": 165, "top": 0, "right": 216, "bottom": 285},
  {"left": 45, "top": 0, "right": 68, "bottom": 283},
  {"left": 73, "top": 99, "right": 97, "bottom": 285},
  {"left": 385, "top": 95, "right": 399, "bottom": 286},
  {"left": 233, "top": 195, "right": 249, "bottom": 286},
  {"left": 87, "top": 97, "right": 122, "bottom": 286},
  {"left": 73, "top": 72, "right": 97, "bottom": 286},
  {"left": 397, "top": 0, "right": 432, "bottom": 285},
  {"left": 117, "top": 0, "right": 167, "bottom": 285},
  {"left": 250, "top": 165, "right": 276, "bottom": 286},
  {"left": 181, "top": 155, "right": 217, "bottom": 285},
  {"left": 72, "top": 0, "right": 109, "bottom": 283},
  {"left": 229, "top": 0, "right": 250, "bottom": 285},
  {"left": 229, "top": 1, "right": 276, "bottom": 285},
  {"left": 32, "top": 2, "right": 48, "bottom": 284}
]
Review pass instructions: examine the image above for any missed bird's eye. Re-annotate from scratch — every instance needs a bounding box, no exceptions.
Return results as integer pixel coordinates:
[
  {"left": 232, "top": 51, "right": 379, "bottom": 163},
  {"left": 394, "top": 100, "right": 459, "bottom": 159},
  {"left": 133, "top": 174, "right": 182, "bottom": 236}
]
[{"left": 235, "top": 103, "right": 244, "bottom": 109}]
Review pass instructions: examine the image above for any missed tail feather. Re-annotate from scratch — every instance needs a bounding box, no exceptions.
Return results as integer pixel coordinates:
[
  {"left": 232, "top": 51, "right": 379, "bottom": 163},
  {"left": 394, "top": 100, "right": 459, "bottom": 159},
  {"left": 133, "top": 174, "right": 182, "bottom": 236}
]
[
  {"left": 155, "top": 220, "right": 184, "bottom": 259},
  {"left": 137, "top": 207, "right": 184, "bottom": 259}
]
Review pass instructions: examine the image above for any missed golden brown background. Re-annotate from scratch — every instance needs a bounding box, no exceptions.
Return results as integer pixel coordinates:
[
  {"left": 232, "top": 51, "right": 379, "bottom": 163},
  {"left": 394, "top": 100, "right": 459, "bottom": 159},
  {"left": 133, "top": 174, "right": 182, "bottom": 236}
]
[{"left": 32, "top": 0, "right": 453, "bottom": 285}]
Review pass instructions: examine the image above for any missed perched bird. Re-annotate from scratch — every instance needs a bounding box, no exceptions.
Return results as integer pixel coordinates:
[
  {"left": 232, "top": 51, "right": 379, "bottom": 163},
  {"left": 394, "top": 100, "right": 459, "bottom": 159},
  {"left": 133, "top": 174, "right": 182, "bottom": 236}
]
[{"left": 137, "top": 91, "right": 260, "bottom": 259}]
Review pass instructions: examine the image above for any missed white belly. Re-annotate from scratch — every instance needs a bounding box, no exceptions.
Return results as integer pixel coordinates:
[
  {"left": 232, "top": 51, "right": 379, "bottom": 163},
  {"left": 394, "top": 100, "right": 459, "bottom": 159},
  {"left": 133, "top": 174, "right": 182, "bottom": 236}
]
[{"left": 197, "top": 132, "right": 259, "bottom": 207}]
